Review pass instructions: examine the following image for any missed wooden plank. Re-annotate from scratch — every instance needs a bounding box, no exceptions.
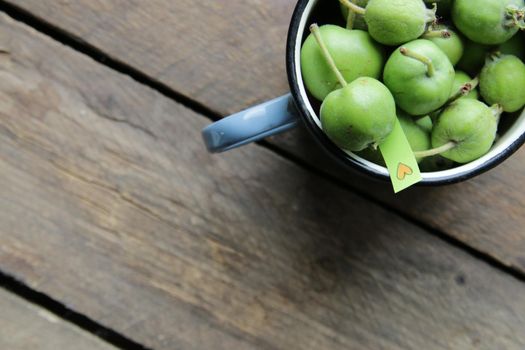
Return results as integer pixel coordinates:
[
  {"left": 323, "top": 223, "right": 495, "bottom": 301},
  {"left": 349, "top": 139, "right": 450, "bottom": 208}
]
[
  {"left": 0, "top": 288, "right": 117, "bottom": 350},
  {"left": 5, "top": 0, "right": 525, "bottom": 273},
  {"left": 3, "top": 0, "right": 293, "bottom": 113},
  {"left": 272, "top": 127, "right": 525, "bottom": 272},
  {"left": 2, "top": 12, "right": 525, "bottom": 350}
]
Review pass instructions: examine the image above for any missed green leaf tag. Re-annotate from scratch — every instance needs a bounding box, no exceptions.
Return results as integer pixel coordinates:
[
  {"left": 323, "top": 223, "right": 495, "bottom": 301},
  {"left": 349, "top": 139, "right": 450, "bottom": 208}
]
[{"left": 379, "top": 118, "right": 422, "bottom": 193}]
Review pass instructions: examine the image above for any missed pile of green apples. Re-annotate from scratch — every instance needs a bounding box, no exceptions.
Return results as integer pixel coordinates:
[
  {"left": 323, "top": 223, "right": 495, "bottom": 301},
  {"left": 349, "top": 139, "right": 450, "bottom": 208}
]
[{"left": 301, "top": 0, "right": 525, "bottom": 171}]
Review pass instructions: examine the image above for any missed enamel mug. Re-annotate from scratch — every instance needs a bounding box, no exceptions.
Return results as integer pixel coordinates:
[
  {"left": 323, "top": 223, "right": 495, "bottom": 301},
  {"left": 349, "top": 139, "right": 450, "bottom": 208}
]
[{"left": 202, "top": 0, "right": 525, "bottom": 185}]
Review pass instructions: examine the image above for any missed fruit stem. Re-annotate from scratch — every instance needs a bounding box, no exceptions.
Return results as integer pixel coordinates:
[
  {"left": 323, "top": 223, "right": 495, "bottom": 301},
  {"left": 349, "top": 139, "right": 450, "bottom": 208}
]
[
  {"left": 414, "top": 141, "right": 457, "bottom": 158},
  {"left": 309, "top": 24, "right": 348, "bottom": 88},
  {"left": 427, "top": 76, "right": 479, "bottom": 119},
  {"left": 346, "top": 9, "right": 356, "bottom": 29},
  {"left": 399, "top": 47, "right": 435, "bottom": 77},
  {"left": 447, "top": 76, "right": 479, "bottom": 105},
  {"left": 491, "top": 104, "right": 503, "bottom": 122},
  {"left": 487, "top": 51, "right": 501, "bottom": 63},
  {"left": 339, "top": 0, "right": 366, "bottom": 15},
  {"left": 422, "top": 29, "right": 451, "bottom": 39},
  {"left": 425, "top": 3, "right": 437, "bottom": 23}
]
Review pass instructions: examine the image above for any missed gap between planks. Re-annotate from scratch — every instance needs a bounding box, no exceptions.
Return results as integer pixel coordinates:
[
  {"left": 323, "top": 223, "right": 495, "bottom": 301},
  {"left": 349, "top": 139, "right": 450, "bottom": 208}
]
[
  {"left": 0, "top": 0, "right": 524, "bottom": 286},
  {"left": 0, "top": 270, "right": 152, "bottom": 350},
  {"left": 0, "top": 286, "right": 118, "bottom": 350}
]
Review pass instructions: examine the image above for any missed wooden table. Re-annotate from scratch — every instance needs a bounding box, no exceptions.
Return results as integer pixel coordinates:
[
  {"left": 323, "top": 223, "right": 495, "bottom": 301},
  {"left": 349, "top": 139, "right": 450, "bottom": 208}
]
[{"left": 1, "top": 1, "right": 524, "bottom": 349}]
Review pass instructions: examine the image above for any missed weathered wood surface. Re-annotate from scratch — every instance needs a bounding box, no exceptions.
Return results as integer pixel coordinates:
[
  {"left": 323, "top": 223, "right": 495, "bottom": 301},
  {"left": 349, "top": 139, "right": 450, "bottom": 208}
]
[
  {"left": 6, "top": 0, "right": 525, "bottom": 273},
  {"left": 274, "top": 128, "right": 525, "bottom": 272},
  {"left": 2, "top": 13, "right": 525, "bottom": 350},
  {"left": 0, "top": 288, "right": 116, "bottom": 350},
  {"left": 5, "top": 0, "right": 292, "bottom": 113}
]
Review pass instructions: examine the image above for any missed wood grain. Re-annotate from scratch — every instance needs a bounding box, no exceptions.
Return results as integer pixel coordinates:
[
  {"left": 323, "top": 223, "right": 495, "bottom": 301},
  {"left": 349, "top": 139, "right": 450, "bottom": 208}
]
[
  {"left": 0, "top": 288, "right": 116, "bottom": 350},
  {"left": 1, "top": 13, "right": 525, "bottom": 350},
  {"left": 271, "top": 127, "right": 525, "bottom": 272},
  {"left": 5, "top": 0, "right": 525, "bottom": 273},
  {"left": 5, "top": 0, "right": 292, "bottom": 112}
]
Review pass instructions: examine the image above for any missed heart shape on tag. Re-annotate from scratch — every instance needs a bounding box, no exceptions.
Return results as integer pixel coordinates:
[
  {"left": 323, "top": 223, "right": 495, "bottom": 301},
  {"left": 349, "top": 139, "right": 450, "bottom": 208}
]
[{"left": 397, "top": 163, "right": 413, "bottom": 180}]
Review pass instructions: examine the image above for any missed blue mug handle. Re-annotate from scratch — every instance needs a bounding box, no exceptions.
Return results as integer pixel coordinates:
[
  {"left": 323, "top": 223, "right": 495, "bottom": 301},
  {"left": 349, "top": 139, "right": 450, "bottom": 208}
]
[{"left": 202, "top": 94, "right": 300, "bottom": 153}]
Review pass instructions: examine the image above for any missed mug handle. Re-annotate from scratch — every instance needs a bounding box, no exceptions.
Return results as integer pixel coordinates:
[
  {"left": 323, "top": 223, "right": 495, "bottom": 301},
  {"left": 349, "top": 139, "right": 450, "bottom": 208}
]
[{"left": 202, "top": 94, "right": 300, "bottom": 153}]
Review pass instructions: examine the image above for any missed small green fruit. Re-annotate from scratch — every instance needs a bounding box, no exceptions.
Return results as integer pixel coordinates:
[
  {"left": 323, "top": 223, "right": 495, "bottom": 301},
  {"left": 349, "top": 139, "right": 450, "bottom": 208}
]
[
  {"left": 419, "top": 156, "right": 456, "bottom": 171},
  {"left": 457, "top": 39, "right": 490, "bottom": 76},
  {"left": 452, "top": 0, "right": 525, "bottom": 45},
  {"left": 398, "top": 112, "right": 432, "bottom": 163},
  {"left": 357, "top": 110, "right": 431, "bottom": 165},
  {"left": 431, "top": 99, "right": 499, "bottom": 163},
  {"left": 356, "top": 147, "right": 385, "bottom": 165},
  {"left": 383, "top": 39, "right": 455, "bottom": 115},
  {"left": 306, "top": 24, "right": 396, "bottom": 152},
  {"left": 414, "top": 115, "right": 433, "bottom": 132},
  {"left": 300, "top": 25, "right": 384, "bottom": 101},
  {"left": 499, "top": 33, "right": 525, "bottom": 60},
  {"left": 452, "top": 71, "right": 480, "bottom": 100},
  {"left": 342, "top": 0, "right": 436, "bottom": 46},
  {"left": 321, "top": 77, "right": 396, "bottom": 151},
  {"left": 423, "top": 25, "right": 464, "bottom": 66},
  {"left": 341, "top": 0, "right": 369, "bottom": 30},
  {"left": 480, "top": 54, "right": 525, "bottom": 112}
]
